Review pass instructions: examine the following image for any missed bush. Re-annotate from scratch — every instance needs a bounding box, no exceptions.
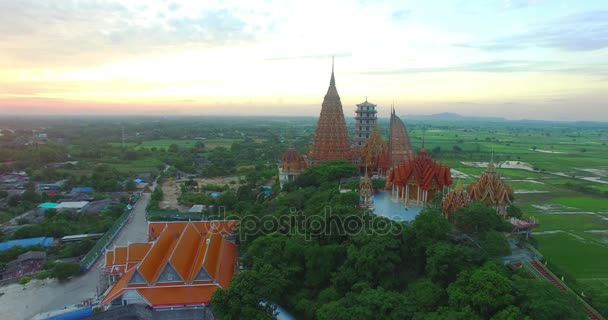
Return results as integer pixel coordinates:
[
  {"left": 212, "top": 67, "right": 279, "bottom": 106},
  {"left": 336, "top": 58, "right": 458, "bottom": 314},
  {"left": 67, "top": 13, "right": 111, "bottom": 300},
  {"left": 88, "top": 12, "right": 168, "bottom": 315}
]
[
  {"left": 51, "top": 262, "right": 81, "bottom": 281},
  {"left": 18, "top": 276, "right": 30, "bottom": 285},
  {"left": 35, "top": 271, "right": 50, "bottom": 280}
]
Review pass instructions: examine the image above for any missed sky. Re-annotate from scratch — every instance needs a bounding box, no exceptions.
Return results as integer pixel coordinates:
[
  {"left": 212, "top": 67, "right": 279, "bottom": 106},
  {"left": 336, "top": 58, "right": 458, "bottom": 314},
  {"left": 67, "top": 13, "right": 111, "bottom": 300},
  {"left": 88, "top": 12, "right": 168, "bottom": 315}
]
[{"left": 0, "top": 0, "right": 607, "bottom": 120}]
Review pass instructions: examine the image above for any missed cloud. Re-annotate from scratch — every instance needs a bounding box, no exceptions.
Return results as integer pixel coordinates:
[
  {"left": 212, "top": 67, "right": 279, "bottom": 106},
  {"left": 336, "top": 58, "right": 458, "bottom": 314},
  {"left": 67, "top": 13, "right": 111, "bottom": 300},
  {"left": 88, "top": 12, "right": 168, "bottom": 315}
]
[
  {"left": 264, "top": 52, "right": 352, "bottom": 61},
  {"left": 391, "top": 9, "right": 411, "bottom": 21},
  {"left": 454, "top": 10, "right": 608, "bottom": 51},
  {"left": 360, "top": 60, "right": 608, "bottom": 75},
  {"left": 0, "top": 1, "right": 271, "bottom": 67}
]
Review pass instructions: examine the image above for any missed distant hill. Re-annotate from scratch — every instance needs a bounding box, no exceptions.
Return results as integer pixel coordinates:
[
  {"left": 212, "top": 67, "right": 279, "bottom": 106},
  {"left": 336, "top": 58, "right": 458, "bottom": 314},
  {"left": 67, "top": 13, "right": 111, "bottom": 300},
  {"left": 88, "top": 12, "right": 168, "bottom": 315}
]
[{"left": 403, "top": 112, "right": 506, "bottom": 121}]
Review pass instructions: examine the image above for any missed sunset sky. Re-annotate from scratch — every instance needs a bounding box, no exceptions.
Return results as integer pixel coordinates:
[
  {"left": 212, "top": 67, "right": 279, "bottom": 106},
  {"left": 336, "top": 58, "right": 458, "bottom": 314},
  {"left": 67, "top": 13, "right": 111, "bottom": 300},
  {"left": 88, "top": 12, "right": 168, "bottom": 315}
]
[{"left": 0, "top": 0, "right": 607, "bottom": 120}]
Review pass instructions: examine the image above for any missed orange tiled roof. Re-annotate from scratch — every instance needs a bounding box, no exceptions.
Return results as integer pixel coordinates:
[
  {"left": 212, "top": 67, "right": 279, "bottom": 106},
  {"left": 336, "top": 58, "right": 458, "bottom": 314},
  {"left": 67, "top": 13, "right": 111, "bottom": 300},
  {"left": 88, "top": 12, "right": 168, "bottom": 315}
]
[
  {"left": 216, "top": 237, "right": 237, "bottom": 288},
  {"left": 147, "top": 220, "right": 239, "bottom": 241},
  {"left": 138, "top": 286, "right": 217, "bottom": 307},
  {"left": 128, "top": 243, "right": 151, "bottom": 262},
  {"left": 114, "top": 247, "right": 127, "bottom": 265},
  {"left": 138, "top": 225, "right": 180, "bottom": 284},
  {"left": 102, "top": 268, "right": 135, "bottom": 304},
  {"left": 170, "top": 223, "right": 205, "bottom": 282},
  {"left": 105, "top": 251, "right": 114, "bottom": 268},
  {"left": 102, "top": 221, "right": 238, "bottom": 308},
  {"left": 386, "top": 148, "right": 452, "bottom": 190}
]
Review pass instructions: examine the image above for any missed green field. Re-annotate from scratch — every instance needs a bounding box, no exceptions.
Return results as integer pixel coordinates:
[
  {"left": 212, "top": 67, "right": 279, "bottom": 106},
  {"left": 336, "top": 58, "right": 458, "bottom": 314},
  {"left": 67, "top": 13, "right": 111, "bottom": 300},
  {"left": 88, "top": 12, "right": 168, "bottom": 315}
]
[
  {"left": 134, "top": 138, "right": 238, "bottom": 150},
  {"left": 553, "top": 197, "right": 608, "bottom": 211},
  {"left": 536, "top": 232, "right": 608, "bottom": 279},
  {"left": 136, "top": 139, "right": 200, "bottom": 149},
  {"left": 421, "top": 124, "right": 608, "bottom": 298}
]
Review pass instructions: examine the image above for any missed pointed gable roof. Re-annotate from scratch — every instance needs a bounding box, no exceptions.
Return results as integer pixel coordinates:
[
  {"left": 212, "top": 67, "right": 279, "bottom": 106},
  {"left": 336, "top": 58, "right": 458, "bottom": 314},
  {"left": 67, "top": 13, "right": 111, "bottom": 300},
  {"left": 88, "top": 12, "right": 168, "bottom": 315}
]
[
  {"left": 102, "top": 220, "right": 239, "bottom": 308},
  {"left": 466, "top": 161, "right": 512, "bottom": 211},
  {"left": 147, "top": 220, "right": 239, "bottom": 241},
  {"left": 170, "top": 223, "right": 207, "bottom": 283},
  {"left": 138, "top": 225, "right": 180, "bottom": 284},
  {"left": 387, "top": 148, "right": 452, "bottom": 191}
]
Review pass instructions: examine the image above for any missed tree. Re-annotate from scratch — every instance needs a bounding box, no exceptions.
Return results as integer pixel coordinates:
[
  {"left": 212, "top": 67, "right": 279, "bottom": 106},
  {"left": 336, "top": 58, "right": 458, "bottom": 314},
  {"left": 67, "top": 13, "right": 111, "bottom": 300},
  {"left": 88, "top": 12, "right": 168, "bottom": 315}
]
[
  {"left": 412, "top": 208, "right": 451, "bottom": 250},
  {"left": 447, "top": 264, "right": 514, "bottom": 318},
  {"left": 125, "top": 180, "right": 137, "bottom": 191},
  {"left": 51, "top": 262, "right": 81, "bottom": 281},
  {"left": 507, "top": 205, "right": 523, "bottom": 219},
  {"left": 317, "top": 287, "right": 413, "bottom": 320},
  {"left": 453, "top": 202, "right": 505, "bottom": 235},
  {"left": 408, "top": 279, "right": 445, "bottom": 312},
  {"left": 211, "top": 265, "right": 288, "bottom": 320},
  {"left": 479, "top": 231, "right": 510, "bottom": 257},
  {"left": 426, "top": 243, "right": 478, "bottom": 286}
]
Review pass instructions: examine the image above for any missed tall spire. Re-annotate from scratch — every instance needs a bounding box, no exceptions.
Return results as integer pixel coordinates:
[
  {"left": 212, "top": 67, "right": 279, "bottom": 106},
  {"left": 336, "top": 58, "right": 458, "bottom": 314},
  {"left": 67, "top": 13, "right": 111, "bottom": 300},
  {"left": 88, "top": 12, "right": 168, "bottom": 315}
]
[
  {"left": 309, "top": 57, "right": 353, "bottom": 163},
  {"left": 330, "top": 56, "right": 335, "bottom": 87}
]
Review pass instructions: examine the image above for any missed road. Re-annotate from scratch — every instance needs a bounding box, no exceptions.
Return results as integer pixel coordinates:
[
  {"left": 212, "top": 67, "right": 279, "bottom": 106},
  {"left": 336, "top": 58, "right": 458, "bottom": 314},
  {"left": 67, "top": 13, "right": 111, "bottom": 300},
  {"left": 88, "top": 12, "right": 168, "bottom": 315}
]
[{"left": 0, "top": 192, "right": 151, "bottom": 320}]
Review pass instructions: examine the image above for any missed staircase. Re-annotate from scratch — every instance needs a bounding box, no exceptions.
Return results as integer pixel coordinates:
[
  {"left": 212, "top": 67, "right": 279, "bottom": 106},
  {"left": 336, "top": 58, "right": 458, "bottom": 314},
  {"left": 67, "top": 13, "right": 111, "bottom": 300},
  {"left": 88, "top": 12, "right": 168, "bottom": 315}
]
[{"left": 526, "top": 260, "right": 604, "bottom": 320}]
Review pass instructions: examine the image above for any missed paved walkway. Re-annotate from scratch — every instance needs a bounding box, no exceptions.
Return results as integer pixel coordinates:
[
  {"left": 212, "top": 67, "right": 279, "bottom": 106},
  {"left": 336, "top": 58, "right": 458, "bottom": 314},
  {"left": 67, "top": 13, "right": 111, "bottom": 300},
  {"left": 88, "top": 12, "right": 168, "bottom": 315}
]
[{"left": 0, "top": 193, "right": 151, "bottom": 320}]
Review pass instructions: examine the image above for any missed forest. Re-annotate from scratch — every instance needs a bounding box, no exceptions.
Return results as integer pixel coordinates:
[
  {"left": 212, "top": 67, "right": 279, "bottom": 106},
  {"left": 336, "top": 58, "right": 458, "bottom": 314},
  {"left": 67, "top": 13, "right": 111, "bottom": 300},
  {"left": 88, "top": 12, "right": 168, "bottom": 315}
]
[{"left": 211, "top": 161, "right": 588, "bottom": 320}]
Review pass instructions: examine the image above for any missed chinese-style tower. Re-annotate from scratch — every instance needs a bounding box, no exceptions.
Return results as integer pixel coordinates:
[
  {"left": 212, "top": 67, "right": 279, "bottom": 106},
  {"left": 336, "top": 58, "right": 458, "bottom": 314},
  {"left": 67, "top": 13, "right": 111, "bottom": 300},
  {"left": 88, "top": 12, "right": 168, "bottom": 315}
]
[{"left": 309, "top": 59, "right": 354, "bottom": 164}]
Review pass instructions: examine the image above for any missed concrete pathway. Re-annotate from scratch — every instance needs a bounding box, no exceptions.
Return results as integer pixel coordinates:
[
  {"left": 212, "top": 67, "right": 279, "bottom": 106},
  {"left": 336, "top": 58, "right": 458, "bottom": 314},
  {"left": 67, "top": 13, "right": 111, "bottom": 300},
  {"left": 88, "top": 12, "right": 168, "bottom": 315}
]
[{"left": 0, "top": 193, "right": 151, "bottom": 320}]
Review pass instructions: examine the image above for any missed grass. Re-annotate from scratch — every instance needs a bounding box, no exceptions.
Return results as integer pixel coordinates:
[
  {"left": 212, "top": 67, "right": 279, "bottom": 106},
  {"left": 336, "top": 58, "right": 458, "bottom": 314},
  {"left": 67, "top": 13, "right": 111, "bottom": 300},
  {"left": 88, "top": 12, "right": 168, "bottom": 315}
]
[
  {"left": 134, "top": 138, "right": 238, "bottom": 150},
  {"left": 535, "top": 232, "right": 608, "bottom": 279},
  {"left": 553, "top": 197, "right": 608, "bottom": 211},
  {"left": 100, "top": 158, "right": 164, "bottom": 174},
  {"left": 136, "top": 139, "right": 200, "bottom": 150}
]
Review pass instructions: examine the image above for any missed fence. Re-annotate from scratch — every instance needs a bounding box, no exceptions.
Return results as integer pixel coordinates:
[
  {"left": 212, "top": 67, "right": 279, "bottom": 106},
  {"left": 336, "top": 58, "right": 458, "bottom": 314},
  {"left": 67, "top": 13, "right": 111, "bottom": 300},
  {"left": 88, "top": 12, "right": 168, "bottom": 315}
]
[
  {"left": 147, "top": 209, "right": 204, "bottom": 221},
  {"left": 79, "top": 209, "right": 132, "bottom": 272}
]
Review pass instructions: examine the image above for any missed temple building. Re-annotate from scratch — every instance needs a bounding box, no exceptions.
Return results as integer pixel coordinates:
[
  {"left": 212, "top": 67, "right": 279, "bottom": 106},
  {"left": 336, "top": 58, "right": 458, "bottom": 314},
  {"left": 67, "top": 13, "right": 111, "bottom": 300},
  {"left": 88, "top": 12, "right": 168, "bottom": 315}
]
[
  {"left": 441, "top": 180, "right": 471, "bottom": 219},
  {"left": 278, "top": 145, "right": 309, "bottom": 188},
  {"left": 354, "top": 99, "right": 378, "bottom": 147},
  {"left": 101, "top": 220, "right": 238, "bottom": 310},
  {"left": 388, "top": 107, "right": 414, "bottom": 166},
  {"left": 386, "top": 143, "right": 452, "bottom": 207},
  {"left": 467, "top": 161, "right": 513, "bottom": 217},
  {"left": 308, "top": 60, "right": 354, "bottom": 164},
  {"left": 361, "top": 123, "right": 389, "bottom": 175}
]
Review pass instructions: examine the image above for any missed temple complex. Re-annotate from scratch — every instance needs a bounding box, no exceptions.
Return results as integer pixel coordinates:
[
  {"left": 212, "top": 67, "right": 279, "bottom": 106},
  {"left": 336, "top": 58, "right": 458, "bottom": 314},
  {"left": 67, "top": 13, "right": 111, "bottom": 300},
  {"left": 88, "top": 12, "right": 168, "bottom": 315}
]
[
  {"left": 101, "top": 220, "right": 238, "bottom": 309},
  {"left": 467, "top": 160, "right": 513, "bottom": 217},
  {"left": 441, "top": 180, "right": 470, "bottom": 219},
  {"left": 353, "top": 99, "right": 378, "bottom": 147},
  {"left": 385, "top": 143, "right": 452, "bottom": 206},
  {"left": 308, "top": 61, "right": 354, "bottom": 164},
  {"left": 388, "top": 107, "right": 414, "bottom": 166},
  {"left": 278, "top": 145, "right": 308, "bottom": 188}
]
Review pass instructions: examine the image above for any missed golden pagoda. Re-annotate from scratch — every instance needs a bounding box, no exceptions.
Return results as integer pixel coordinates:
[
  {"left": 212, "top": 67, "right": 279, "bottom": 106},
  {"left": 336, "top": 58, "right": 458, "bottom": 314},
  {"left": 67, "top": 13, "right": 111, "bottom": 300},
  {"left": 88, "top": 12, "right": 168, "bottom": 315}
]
[
  {"left": 441, "top": 180, "right": 471, "bottom": 219},
  {"left": 361, "top": 122, "right": 389, "bottom": 175},
  {"left": 466, "top": 160, "right": 513, "bottom": 217}
]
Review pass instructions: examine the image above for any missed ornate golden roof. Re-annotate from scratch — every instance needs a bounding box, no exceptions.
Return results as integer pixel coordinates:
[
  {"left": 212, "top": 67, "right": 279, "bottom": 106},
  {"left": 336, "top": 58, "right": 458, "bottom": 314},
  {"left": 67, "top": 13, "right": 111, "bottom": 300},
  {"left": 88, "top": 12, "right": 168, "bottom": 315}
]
[
  {"left": 362, "top": 122, "right": 389, "bottom": 169},
  {"left": 442, "top": 179, "right": 470, "bottom": 218},
  {"left": 466, "top": 161, "right": 512, "bottom": 210}
]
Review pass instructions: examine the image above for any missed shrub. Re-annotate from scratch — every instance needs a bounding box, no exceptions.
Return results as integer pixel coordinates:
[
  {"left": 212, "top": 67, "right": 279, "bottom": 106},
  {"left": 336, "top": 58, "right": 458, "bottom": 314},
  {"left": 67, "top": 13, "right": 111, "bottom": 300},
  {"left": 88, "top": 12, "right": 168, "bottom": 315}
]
[{"left": 18, "top": 276, "right": 30, "bottom": 285}]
